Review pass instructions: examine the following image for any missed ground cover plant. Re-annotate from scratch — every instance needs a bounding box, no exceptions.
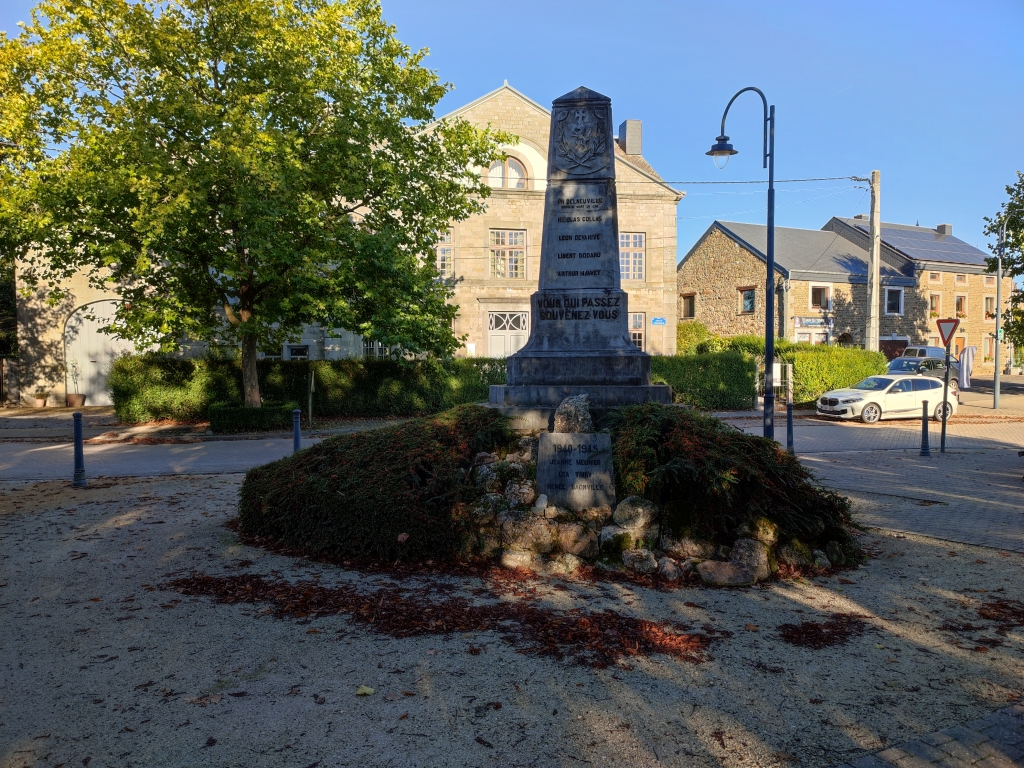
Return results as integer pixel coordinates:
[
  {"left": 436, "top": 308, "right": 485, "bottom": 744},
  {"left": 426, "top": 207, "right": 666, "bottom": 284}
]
[
  {"left": 237, "top": 404, "right": 515, "bottom": 562},
  {"left": 611, "top": 402, "right": 860, "bottom": 561}
]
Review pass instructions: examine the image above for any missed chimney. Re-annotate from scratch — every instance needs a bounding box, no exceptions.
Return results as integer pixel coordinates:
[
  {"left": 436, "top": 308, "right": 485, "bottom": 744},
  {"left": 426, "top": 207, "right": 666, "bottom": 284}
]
[
  {"left": 617, "top": 120, "right": 642, "bottom": 155},
  {"left": 854, "top": 214, "right": 868, "bottom": 220},
  {"left": 936, "top": 223, "right": 952, "bottom": 235}
]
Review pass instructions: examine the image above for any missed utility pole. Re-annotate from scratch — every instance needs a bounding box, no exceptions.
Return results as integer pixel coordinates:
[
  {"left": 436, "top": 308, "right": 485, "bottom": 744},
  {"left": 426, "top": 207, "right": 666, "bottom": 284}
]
[{"left": 866, "top": 170, "right": 881, "bottom": 352}]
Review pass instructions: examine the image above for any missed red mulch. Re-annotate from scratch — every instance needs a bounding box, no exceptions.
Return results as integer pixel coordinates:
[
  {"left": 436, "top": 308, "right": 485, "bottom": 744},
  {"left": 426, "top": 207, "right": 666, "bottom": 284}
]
[
  {"left": 977, "top": 600, "right": 1024, "bottom": 635},
  {"left": 163, "top": 572, "right": 715, "bottom": 668},
  {"left": 776, "top": 614, "right": 869, "bottom": 649}
]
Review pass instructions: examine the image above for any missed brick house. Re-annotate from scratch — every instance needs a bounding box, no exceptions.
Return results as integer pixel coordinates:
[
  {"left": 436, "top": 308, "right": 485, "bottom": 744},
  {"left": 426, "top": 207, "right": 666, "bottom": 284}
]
[
  {"left": 438, "top": 83, "right": 684, "bottom": 358},
  {"left": 676, "top": 217, "right": 1011, "bottom": 368},
  {"left": 8, "top": 82, "right": 683, "bottom": 406}
]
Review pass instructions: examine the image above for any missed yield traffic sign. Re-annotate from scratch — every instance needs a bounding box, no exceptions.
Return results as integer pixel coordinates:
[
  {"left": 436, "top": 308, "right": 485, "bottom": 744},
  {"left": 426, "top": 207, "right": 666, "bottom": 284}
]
[{"left": 936, "top": 318, "right": 960, "bottom": 347}]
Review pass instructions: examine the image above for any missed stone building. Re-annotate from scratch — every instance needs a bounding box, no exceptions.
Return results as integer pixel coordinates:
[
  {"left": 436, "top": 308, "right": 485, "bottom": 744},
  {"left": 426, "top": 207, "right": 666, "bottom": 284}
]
[
  {"left": 677, "top": 217, "right": 1011, "bottom": 369},
  {"left": 438, "top": 83, "right": 683, "bottom": 359},
  {"left": 8, "top": 82, "right": 682, "bottom": 406}
]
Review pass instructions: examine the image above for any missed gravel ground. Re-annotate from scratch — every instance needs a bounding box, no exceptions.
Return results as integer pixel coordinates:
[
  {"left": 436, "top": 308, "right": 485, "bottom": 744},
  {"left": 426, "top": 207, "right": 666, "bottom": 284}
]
[{"left": 2, "top": 475, "right": 1023, "bottom": 768}]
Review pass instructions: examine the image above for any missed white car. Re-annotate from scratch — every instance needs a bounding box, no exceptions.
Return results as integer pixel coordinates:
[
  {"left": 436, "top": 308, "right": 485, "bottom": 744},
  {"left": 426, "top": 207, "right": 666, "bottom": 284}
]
[{"left": 816, "top": 374, "right": 957, "bottom": 424}]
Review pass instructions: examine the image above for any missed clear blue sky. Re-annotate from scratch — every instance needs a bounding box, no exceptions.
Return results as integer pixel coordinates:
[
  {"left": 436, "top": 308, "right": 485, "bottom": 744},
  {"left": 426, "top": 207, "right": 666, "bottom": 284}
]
[{"left": 4, "top": 0, "right": 1023, "bottom": 263}]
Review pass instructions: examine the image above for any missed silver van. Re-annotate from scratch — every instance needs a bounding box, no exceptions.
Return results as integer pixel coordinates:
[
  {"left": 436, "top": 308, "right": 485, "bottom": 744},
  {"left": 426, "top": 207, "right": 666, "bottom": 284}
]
[{"left": 902, "top": 346, "right": 948, "bottom": 359}]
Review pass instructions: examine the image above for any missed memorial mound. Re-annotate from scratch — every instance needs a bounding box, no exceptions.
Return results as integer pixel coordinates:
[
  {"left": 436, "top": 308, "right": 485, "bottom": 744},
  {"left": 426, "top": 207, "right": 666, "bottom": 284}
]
[{"left": 236, "top": 403, "right": 860, "bottom": 583}]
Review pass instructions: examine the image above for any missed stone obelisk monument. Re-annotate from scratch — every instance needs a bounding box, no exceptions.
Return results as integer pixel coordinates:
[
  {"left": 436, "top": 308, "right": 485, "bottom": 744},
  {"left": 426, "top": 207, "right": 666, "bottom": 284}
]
[{"left": 489, "top": 86, "right": 671, "bottom": 407}]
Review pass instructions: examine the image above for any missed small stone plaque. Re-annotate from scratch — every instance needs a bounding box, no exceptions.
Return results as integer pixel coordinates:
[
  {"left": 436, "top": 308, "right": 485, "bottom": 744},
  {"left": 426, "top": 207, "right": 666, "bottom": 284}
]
[{"left": 536, "top": 432, "right": 615, "bottom": 511}]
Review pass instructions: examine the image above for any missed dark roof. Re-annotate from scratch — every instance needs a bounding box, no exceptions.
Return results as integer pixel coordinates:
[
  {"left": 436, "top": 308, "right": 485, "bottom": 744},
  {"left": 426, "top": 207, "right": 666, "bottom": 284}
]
[
  {"left": 834, "top": 218, "right": 989, "bottom": 266},
  {"left": 710, "top": 221, "right": 913, "bottom": 285},
  {"left": 553, "top": 86, "right": 609, "bottom": 103}
]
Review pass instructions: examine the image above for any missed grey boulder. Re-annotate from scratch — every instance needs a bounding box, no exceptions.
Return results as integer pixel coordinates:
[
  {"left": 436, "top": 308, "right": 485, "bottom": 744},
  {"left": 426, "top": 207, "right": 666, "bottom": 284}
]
[
  {"left": 557, "top": 523, "right": 599, "bottom": 559},
  {"left": 622, "top": 549, "right": 658, "bottom": 574},
  {"left": 504, "top": 479, "right": 537, "bottom": 509},
  {"left": 729, "top": 538, "right": 770, "bottom": 582},
  {"left": 696, "top": 560, "right": 757, "bottom": 587},
  {"left": 812, "top": 549, "right": 832, "bottom": 569},
  {"left": 502, "top": 517, "right": 556, "bottom": 553},
  {"left": 660, "top": 533, "right": 716, "bottom": 560},
  {"left": 657, "top": 557, "right": 682, "bottom": 581},
  {"left": 553, "top": 394, "right": 594, "bottom": 433},
  {"left": 612, "top": 496, "right": 658, "bottom": 530}
]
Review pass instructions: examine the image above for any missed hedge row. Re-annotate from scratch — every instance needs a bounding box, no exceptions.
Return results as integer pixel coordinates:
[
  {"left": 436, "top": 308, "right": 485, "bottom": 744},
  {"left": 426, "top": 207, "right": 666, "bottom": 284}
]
[
  {"left": 209, "top": 402, "right": 300, "bottom": 433},
  {"left": 778, "top": 347, "right": 888, "bottom": 405},
  {"left": 109, "top": 354, "right": 506, "bottom": 423},
  {"left": 651, "top": 352, "right": 757, "bottom": 411}
]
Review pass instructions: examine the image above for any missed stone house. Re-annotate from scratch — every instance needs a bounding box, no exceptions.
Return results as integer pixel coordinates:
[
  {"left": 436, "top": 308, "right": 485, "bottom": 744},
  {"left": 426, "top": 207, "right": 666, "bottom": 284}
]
[
  {"left": 437, "top": 83, "right": 683, "bottom": 359},
  {"left": 8, "top": 82, "right": 682, "bottom": 406},
  {"left": 677, "top": 217, "right": 1011, "bottom": 369}
]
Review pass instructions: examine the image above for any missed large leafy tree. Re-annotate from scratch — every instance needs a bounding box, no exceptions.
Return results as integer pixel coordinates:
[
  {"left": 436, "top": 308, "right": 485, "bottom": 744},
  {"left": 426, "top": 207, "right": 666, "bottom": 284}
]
[
  {"left": 0, "top": 0, "right": 507, "bottom": 405},
  {"left": 984, "top": 171, "right": 1024, "bottom": 359}
]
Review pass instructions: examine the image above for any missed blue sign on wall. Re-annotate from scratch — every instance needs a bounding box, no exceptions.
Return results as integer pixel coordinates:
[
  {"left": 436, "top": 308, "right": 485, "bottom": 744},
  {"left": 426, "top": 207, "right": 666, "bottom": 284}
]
[{"left": 651, "top": 317, "right": 667, "bottom": 326}]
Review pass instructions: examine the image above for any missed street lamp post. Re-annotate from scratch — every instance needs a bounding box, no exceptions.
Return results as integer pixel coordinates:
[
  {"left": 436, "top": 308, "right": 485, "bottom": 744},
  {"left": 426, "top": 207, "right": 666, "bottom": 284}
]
[
  {"left": 994, "top": 216, "right": 1009, "bottom": 410},
  {"left": 708, "top": 87, "right": 776, "bottom": 440}
]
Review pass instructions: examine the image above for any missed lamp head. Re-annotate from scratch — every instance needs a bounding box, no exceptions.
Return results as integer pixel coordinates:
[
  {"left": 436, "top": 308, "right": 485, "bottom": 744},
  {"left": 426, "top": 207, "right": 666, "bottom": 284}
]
[{"left": 707, "top": 135, "right": 737, "bottom": 169}]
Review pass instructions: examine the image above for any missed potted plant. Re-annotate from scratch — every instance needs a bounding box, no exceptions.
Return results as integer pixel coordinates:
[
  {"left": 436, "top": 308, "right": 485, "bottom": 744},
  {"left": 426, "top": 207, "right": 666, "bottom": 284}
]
[
  {"left": 33, "top": 389, "right": 49, "bottom": 407},
  {"left": 66, "top": 361, "right": 86, "bottom": 407}
]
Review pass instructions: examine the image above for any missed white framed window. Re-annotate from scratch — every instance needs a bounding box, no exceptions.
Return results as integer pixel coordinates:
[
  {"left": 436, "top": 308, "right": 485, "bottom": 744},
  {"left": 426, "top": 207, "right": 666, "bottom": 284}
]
[
  {"left": 363, "top": 339, "right": 388, "bottom": 359},
  {"left": 984, "top": 275, "right": 996, "bottom": 287},
  {"left": 287, "top": 345, "right": 309, "bottom": 361},
  {"left": 885, "top": 287, "right": 904, "bottom": 315},
  {"left": 984, "top": 295, "right": 996, "bottom": 320},
  {"left": 486, "top": 157, "right": 527, "bottom": 189},
  {"left": 489, "top": 229, "right": 526, "bottom": 279},
  {"left": 955, "top": 294, "right": 967, "bottom": 318},
  {"left": 809, "top": 284, "right": 831, "bottom": 310},
  {"left": 436, "top": 229, "right": 454, "bottom": 279},
  {"left": 928, "top": 271, "right": 942, "bottom": 283},
  {"left": 929, "top": 336, "right": 941, "bottom": 347},
  {"left": 629, "top": 312, "right": 645, "bottom": 350},
  {"left": 681, "top": 293, "right": 696, "bottom": 319},
  {"left": 619, "top": 233, "right": 645, "bottom": 281},
  {"left": 984, "top": 336, "right": 995, "bottom": 360},
  {"left": 739, "top": 286, "right": 755, "bottom": 314},
  {"left": 955, "top": 273, "right": 967, "bottom": 285},
  {"left": 929, "top": 293, "right": 941, "bottom": 317}
]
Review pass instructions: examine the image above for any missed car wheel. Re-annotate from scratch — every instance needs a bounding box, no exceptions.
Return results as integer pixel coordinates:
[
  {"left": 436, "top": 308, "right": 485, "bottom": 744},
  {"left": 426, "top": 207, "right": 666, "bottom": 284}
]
[
  {"left": 934, "top": 402, "right": 953, "bottom": 421},
  {"left": 860, "top": 403, "right": 881, "bottom": 424},
  {"left": 949, "top": 379, "right": 959, "bottom": 395}
]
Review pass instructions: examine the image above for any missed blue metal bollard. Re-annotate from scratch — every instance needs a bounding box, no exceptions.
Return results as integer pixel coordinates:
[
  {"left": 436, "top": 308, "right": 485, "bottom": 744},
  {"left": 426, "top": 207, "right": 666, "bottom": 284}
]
[
  {"left": 786, "top": 401, "right": 795, "bottom": 455},
  {"left": 72, "top": 412, "right": 87, "bottom": 488},
  {"left": 920, "top": 400, "right": 931, "bottom": 457},
  {"left": 293, "top": 408, "right": 302, "bottom": 453}
]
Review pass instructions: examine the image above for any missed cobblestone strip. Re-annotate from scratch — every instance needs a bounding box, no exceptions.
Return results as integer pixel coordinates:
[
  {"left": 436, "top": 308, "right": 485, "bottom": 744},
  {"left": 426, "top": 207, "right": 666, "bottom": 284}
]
[{"left": 835, "top": 703, "right": 1024, "bottom": 767}]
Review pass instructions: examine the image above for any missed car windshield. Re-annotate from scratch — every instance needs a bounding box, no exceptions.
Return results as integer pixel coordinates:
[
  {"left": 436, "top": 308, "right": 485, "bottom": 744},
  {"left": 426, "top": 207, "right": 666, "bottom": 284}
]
[
  {"left": 888, "top": 359, "right": 921, "bottom": 372},
  {"left": 851, "top": 376, "right": 894, "bottom": 391}
]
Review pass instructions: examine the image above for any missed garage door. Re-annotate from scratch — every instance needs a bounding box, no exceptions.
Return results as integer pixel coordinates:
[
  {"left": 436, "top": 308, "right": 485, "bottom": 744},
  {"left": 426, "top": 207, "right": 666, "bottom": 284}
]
[
  {"left": 488, "top": 312, "right": 528, "bottom": 358},
  {"left": 64, "top": 301, "right": 139, "bottom": 406}
]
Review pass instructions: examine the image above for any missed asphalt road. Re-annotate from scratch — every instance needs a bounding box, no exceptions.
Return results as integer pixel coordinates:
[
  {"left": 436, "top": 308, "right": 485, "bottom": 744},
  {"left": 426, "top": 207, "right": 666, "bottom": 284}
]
[{"left": 0, "top": 436, "right": 321, "bottom": 482}]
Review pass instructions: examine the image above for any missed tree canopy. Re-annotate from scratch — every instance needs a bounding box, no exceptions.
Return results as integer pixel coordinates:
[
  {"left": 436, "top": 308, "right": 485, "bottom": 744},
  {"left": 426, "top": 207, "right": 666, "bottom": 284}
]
[
  {"left": 0, "top": 0, "right": 509, "bottom": 404},
  {"left": 984, "top": 171, "right": 1024, "bottom": 359}
]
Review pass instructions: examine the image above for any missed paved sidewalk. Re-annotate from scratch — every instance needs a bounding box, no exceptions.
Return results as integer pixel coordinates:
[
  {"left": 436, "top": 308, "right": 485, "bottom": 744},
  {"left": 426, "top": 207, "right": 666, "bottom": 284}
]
[{"left": 836, "top": 704, "right": 1024, "bottom": 768}]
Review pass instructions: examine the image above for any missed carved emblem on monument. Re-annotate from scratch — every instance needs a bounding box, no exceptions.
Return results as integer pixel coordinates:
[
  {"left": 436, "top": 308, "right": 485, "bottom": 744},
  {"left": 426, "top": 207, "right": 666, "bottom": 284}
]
[{"left": 553, "top": 108, "right": 607, "bottom": 175}]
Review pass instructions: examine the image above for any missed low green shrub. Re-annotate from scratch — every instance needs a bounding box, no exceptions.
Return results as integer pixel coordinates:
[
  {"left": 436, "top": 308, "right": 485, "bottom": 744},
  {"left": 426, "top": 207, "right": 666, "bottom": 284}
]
[
  {"left": 780, "top": 347, "right": 887, "bottom": 404},
  {"left": 651, "top": 352, "right": 756, "bottom": 410},
  {"left": 693, "top": 336, "right": 730, "bottom": 355},
  {"left": 611, "top": 402, "right": 857, "bottom": 555},
  {"left": 676, "top": 320, "right": 710, "bottom": 355},
  {"left": 109, "top": 354, "right": 507, "bottom": 423},
  {"left": 210, "top": 402, "right": 300, "bottom": 434},
  {"left": 237, "top": 405, "right": 515, "bottom": 562}
]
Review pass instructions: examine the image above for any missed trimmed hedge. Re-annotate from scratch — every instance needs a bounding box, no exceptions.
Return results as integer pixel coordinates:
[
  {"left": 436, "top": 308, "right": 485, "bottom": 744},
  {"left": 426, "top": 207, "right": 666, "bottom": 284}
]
[
  {"left": 779, "top": 347, "right": 888, "bottom": 405},
  {"left": 210, "top": 402, "right": 300, "bottom": 434},
  {"left": 651, "top": 352, "right": 756, "bottom": 410},
  {"left": 237, "top": 405, "right": 515, "bottom": 562},
  {"left": 109, "top": 353, "right": 507, "bottom": 423},
  {"left": 676, "top": 320, "right": 711, "bottom": 354},
  {"left": 612, "top": 402, "right": 857, "bottom": 555}
]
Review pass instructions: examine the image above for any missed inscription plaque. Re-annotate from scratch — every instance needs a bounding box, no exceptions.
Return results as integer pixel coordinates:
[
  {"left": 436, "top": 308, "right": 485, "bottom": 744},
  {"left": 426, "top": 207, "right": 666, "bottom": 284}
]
[{"left": 536, "top": 432, "right": 615, "bottom": 511}]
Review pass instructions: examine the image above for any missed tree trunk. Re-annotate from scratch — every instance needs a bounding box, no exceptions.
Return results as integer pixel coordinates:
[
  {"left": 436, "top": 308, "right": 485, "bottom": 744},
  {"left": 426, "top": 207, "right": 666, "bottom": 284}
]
[{"left": 241, "top": 334, "right": 261, "bottom": 408}]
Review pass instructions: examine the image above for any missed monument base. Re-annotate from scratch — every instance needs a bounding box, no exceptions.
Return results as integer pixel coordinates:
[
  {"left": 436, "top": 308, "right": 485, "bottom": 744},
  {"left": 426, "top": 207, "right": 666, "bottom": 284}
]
[
  {"left": 506, "top": 349, "right": 650, "bottom": 387},
  {"left": 488, "top": 383, "right": 672, "bottom": 408}
]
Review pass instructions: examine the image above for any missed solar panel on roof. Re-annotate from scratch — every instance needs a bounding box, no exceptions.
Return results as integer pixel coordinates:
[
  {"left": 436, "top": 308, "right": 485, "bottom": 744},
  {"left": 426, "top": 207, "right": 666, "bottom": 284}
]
[{"left": 853, "top": 224, "right": 988, "bottom": 265}]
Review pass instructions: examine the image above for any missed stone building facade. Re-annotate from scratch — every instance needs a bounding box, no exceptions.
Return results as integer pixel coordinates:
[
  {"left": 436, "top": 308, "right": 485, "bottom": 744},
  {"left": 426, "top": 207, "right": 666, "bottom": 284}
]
[
  {"left": 677, "top": 218, "right": 1012, "bottom": 370},
  {"left": 439, "top": 83, "right": 683, "bottom": 358}
]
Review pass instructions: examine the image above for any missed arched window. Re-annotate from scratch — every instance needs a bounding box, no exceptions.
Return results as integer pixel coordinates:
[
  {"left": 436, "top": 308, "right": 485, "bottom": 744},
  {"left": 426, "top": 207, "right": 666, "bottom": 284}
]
[{"left": 485, "top": 157, "right": 527, "bottom": 189}]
